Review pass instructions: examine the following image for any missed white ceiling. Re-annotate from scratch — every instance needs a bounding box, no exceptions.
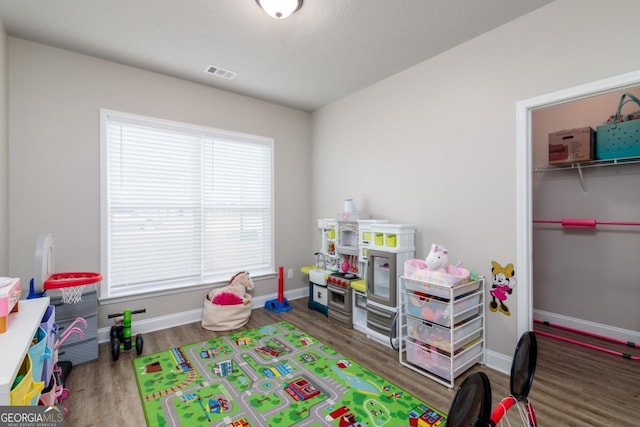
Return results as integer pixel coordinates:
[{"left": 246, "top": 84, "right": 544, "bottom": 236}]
[{"left": 0, "top": 0, "right": 553, "bottom": 112}]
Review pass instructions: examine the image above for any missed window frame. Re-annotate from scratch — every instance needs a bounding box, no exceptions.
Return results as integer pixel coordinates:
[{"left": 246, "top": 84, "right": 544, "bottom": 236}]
[{"left": 99, "top": 109, "right": 275, "bottom": 301}]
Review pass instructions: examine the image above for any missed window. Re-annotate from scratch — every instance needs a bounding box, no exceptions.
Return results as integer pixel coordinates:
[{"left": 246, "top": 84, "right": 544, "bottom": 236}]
[{"left": 100, "top": 110, "right": 274, "bottom": 299}]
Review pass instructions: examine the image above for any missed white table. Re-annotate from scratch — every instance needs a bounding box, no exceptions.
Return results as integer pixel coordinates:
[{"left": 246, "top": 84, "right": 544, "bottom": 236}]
[{"left": 0, "top": 297, "right": 50, "bottom": 405}]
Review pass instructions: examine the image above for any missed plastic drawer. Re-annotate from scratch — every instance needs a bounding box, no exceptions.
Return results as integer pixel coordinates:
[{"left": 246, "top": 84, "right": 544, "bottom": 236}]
[
  {"left": 403, "top": 290, "right": 481, "bottom": 327},
  {"left": 39, "top": 305, "right": 56, "bottom": 388},
  {"left": 405, "top": 338, "right": 483, "bottom": 381},
  {"left": 405, "top": 315, "right": 482, "bottom": 353},
  {"left": 57, "top": 337, "right": 98, "bottom": 365},
  {"left": 50, "top": 289, "right": 97, "bottom": 321},
  {"left": 403, "top": 277, "right": 482, "bottom": 300},
  {"left": 56, "top": 313, "right": 97, "bottom": 346}
]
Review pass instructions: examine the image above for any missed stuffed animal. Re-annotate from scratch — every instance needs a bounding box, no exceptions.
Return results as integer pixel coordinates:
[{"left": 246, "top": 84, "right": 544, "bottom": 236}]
[
  {"left": 425, "top": 244, "right": 449, "bottom": 272},
  {"left": 209, "top": 271, "right": 255, "bottom": 305}
]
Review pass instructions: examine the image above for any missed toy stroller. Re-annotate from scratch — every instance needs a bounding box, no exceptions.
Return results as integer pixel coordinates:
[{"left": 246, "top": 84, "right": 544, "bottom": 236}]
[{"left": 39, "top": 317, "right": 87, "bottom": 415}]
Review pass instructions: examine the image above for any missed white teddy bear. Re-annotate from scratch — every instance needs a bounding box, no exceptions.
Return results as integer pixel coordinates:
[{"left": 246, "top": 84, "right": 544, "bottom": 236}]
[{"left": 425, "top": 244, "right": 449, "bottom": 272}]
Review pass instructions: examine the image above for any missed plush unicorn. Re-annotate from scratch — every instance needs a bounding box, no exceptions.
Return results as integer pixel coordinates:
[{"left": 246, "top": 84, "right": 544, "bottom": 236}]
[
  {"left": 209, "top": 271, "right": 255, "bottom": 305},
  {"left": 425, "top": 244, "right": 449, "bottom": 272}
]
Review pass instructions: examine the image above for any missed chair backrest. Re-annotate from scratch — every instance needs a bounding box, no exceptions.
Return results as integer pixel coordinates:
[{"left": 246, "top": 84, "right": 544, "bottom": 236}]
[
  {"left": 510, "top": 331, "right": 538, "bottom": 399},
  {"left": 445, "top": 371, "right": 492, "bottom": 427}
]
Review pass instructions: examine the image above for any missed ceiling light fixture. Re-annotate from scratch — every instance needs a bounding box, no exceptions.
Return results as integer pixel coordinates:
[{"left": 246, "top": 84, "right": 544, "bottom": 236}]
[{"left": 255, "top": 0, "right": 303, "bottom": 19}]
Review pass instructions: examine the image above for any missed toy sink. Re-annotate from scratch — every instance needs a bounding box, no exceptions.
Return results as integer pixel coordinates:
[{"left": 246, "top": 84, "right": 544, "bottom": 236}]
[{"left": 309, "top": 269, "right": 331, "bottom": 286}]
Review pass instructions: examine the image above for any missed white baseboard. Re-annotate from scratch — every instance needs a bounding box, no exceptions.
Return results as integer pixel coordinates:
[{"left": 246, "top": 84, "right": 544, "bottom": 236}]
[
  {"left": 533, "top": 309, "right": 640, "bottom": 344},
  {"left": 484, "top": 349, "right": 511, "bottom": 376},
  {"left": 98, "top": 287, "right": 308, "bottom": 343}
]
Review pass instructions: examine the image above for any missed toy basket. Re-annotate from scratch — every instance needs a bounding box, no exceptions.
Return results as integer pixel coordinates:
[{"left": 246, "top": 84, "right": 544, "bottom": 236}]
[
  {"left": 404, "top": 259, "right": 470, "bottom": 286},
  {"left": 202, "top": 293, "right": 252, "bottom": 331},
  {"left": 596, "top": 93, "right": 640, "bottom": 160}
]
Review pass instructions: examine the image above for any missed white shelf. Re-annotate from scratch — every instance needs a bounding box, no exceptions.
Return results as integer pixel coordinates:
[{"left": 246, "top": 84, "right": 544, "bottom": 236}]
[
  {"left": 533, "top": 156, "right": 640, "bottom": 172},
  {"left": 533, "top": 156, "right": 640, "bottom": 193},
  {"left": 0, "top": 297, "right": 50, "bottom": 405}
]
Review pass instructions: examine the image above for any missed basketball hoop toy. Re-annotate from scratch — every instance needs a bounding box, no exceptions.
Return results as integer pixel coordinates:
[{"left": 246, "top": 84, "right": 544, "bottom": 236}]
[
  {"left": 44, "top": 272, "right": 103, "bottom": 304},
  {"left": 32, "top": 233, "right": 102, "bottom": 304}
]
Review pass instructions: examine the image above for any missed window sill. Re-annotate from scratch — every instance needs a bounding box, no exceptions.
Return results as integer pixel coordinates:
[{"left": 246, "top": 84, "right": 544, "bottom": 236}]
[{"left": 98, "top": 271, "right": 277, "bottom": 305}]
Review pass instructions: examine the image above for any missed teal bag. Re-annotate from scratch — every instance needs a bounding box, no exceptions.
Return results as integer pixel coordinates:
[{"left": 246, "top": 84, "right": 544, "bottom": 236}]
[{"left": 595, "top": 93, "right": 640, "bottom": 160}]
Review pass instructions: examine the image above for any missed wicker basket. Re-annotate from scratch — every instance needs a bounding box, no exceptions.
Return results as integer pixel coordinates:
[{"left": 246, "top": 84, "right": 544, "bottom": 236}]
[{"left": 404, "top": 259, "right": 470, "bottom": 286}]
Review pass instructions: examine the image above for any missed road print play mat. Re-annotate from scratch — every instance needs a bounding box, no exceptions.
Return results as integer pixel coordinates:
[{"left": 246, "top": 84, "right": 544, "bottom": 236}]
[{"left": 134, "top": 321, "right": 447, "bottom": 426}]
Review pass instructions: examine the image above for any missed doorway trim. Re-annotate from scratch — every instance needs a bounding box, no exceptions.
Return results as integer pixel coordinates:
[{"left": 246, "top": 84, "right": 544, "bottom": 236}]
[{"left": 516, "top": 69, "right": 640, "bottom": 338}]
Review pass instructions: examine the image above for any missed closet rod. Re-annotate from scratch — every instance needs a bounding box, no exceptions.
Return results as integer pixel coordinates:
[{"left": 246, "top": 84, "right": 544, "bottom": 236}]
[
  {"left": 534, "top": 319, "right": 640, "bottom": 360},
  {"left": 533, "top": 218, "right": 640, "bottom": 228}
]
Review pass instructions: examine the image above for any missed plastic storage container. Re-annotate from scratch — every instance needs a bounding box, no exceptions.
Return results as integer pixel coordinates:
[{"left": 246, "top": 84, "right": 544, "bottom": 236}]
[
  {"left": 405, "top": 338, "right": 483, "bottom": 382},
  {"left": 370, "top": 223, "right": 415, "bottom": 252},
  {"left": 10, "top": 355, "right": 44, "bottom": 406},
  {"left": 39, "top": 304, "right": 56, "bottom": 387},
  {"left": 28, "top": 327, "right": 51, "bottom": 402},
  {"left": 402, "top": 289, "right": 481, "bottom": 327},
  {"left": 406, "top": 315, "right": 482, "bottom": 353},
  {"left": 404, "top": 259, "right": 470, "bottom": 287},
  {"left": 403, "top": 275, "right": 481, "bottom": 299}
]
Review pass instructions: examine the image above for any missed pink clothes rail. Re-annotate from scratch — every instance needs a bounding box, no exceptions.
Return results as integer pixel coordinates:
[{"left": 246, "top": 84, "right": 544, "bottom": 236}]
[
  {"left": 534, "top": 320, "right": 640, "bottom": 361},
  {"left": 533, "top": 218, "right": 640, "bottom": 228}
]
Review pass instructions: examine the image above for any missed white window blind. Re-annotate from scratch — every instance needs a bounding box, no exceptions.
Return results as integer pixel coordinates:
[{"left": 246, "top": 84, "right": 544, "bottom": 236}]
[{"left": 100, "top": 110, "right": 273, "bottom": 299}]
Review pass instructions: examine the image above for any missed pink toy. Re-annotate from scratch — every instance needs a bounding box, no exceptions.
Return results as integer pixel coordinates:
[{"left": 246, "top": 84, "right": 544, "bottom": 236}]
[
  {"left": 425, "top": 244, "right": 449, "bottom": 272},
  {"left": 209, "top": 271, "right": 255, "bottom": 306},
  {"left": 0, "top": 277, "right": 21, "bottom": 334},
  {"left": 212, "top": 292, "right": 243, "bottom": 305}
]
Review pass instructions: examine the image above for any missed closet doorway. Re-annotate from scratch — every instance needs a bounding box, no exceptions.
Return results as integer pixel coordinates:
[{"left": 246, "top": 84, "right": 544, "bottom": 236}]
[{"left": 516, "top": 69, "right": 640, "bottom": 339}]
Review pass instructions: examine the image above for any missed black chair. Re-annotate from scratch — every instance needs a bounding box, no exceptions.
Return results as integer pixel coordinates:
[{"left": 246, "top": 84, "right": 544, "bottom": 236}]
[
  {"left": 510, "top": 331, "right": 537, "bottom": 400},
  {"left": 445, "top": 371, "right": 492, "bottom": 427}
]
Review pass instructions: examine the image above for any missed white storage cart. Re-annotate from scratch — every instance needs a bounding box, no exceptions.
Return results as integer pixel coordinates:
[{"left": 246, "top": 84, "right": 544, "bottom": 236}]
[{"left": 398, "top": 274, "right": 485, "bottom": 388}]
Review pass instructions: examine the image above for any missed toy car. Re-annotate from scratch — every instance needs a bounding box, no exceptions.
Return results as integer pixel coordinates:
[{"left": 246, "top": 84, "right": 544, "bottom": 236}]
[{"left": 108, "top": 308, "right": 146, "bottom": 361}]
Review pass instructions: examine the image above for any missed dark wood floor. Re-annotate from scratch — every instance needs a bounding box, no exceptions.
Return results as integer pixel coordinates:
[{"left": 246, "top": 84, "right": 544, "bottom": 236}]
[{"left": 64, "top": 298, "right": 640, "bottom": 426}]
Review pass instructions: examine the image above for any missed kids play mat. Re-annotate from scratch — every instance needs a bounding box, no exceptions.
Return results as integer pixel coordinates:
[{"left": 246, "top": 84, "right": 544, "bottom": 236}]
[{"left": 134, "top": 321, "right": 448, "bottom": 426}]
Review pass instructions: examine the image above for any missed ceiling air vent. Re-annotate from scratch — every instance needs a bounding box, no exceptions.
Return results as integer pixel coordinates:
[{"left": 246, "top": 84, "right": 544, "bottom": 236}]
[{"left": 205, "top": 65, "right": 238, "bottom": 80}]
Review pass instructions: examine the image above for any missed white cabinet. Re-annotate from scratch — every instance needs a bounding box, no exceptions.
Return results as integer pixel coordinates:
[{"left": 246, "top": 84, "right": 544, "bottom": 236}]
[
  {"left": 0, "top": 297, "right": 50, "bottom": 405},
  {"left": 398, "top": 276, "right": 485, "bottom": 388},
  {"left": 357, "top": 219, "right": 389, "bottom": 263}
]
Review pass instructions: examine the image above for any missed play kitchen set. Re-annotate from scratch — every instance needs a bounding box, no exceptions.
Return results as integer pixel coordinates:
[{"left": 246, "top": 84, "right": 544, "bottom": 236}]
[
  {"left": 0, "top": 233, "right": 101, "bottom": 408},
  {"left": 301, "top": 201, "right": 485, "bottom": 387},
  {"left": 301, "top": 201, "right": 417, "bottom": 347}
]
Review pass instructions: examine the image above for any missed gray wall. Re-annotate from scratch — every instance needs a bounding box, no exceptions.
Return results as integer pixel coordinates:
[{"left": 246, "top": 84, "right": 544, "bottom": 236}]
[
  {"left": 532, "top": 88, "right": 640, "bottom": 331},
  {"left": 311, "top": 0, "right": 640, "bottom": 356},
  {"left": 7, "top": 38, "right": 312, "bottom": 328}
]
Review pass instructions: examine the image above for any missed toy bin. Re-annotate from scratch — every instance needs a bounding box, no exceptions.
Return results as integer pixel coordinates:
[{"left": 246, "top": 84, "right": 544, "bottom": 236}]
[
  {"left": 39, "top": 305, "right": 56, "bottom": 387},
  {"left": 402, "top": 272, "right": 481, "bottom": 300},
  {"left": 404, "top": 259, "right": 470, "bottom": 288},
  {"left": 28, "top": 327, "right": 51, "bottom": 404},
  {"left": 402, "top": 289, "right": 481, "bottom": 327},
  {"left": 370, "top": 224, "right": 415, "bottom": 251},
  {"left": 10, "top": 354, "right": 44, "bottom": 406},
  {"left": 406, "top": 315, "right": 483, "bottom": 353},
  {"left": 38, "top": 376, "right": 59, "bottom": 406},
  {"left": 405, "top": 337, "right": 483, "bottom": 382}
]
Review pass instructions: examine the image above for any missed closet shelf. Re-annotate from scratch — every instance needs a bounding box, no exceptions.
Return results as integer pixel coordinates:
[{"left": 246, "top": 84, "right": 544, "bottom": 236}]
[
  {"left": 533, "top": 156, "right": 640, "bottom": 173},
  {"left": 534, "top": 156, "right": 640, "bottom": 193}
]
